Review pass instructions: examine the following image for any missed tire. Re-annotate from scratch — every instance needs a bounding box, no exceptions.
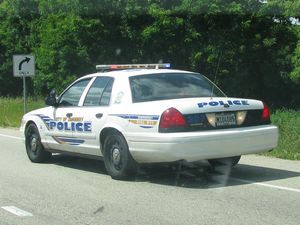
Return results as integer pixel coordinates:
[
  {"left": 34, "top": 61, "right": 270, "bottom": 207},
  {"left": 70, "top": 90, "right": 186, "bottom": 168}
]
[
  {"left": 208, "top": 156, "right": 241, "bottom": 168},
  {"left": 25, "top": 123, "right": 51, "bottom": 163},
  {"left": 103, "top": 133, "right": 137, "bottom": 180}
]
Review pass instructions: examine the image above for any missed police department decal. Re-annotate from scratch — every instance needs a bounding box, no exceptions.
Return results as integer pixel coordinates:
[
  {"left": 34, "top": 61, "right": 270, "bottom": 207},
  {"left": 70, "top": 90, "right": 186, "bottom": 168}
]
[
  {"left": 35, "top": 114, "right": 90, "bottom": 146},
  {"left": 36, "top": 114, "right": 92, "bottom": 132},
  {"left": 110, "top": 114, "right": 159, "bottom": 128},
  {"left": 198, "top": 100, "right": 249, "bottom": 108}
]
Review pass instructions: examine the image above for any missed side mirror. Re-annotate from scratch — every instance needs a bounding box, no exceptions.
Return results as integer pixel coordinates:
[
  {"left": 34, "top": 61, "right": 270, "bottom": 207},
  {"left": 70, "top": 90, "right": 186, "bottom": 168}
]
[{"left": 45, "top": 89, "right": 58, "bottom": 107}]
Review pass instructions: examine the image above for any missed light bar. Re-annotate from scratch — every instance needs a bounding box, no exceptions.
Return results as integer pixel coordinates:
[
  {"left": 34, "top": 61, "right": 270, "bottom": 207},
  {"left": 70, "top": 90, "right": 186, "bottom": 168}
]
[{"left": 96, "top": 63, "right": 171, "bottom": 72}]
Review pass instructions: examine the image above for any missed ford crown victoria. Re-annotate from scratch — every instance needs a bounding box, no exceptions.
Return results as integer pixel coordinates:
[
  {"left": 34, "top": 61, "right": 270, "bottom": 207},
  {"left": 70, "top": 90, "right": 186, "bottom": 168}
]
[{"left": 20, "top": 64, "right": 279, "bottom": 179}]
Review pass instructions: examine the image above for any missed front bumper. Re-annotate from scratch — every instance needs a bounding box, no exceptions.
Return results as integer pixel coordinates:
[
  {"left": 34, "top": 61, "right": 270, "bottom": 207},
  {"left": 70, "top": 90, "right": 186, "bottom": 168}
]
[{"left": 126, "top": 125, "right": 279, "bottom": 163}]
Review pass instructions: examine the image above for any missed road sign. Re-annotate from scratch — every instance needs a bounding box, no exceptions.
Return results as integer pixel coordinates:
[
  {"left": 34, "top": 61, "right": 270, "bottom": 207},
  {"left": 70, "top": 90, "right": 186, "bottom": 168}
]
[
  {"left": 13, "top": 55, "right": 35, "bottom": 77},
  {"left": 13, "top": 54, "right": 35, "bottom": 114}
]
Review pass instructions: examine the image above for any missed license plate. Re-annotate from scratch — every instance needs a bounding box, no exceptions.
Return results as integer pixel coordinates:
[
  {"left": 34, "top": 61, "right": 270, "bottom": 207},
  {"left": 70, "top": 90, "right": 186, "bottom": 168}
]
[{"left": 216, "top": 113, "right": 236, "bottom": 126}]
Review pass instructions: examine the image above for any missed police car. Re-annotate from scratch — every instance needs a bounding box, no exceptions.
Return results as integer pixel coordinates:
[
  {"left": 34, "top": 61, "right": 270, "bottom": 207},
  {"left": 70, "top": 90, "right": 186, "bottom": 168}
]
[{"left": 20, "top": 64, "right": 279, "bottom": 179}]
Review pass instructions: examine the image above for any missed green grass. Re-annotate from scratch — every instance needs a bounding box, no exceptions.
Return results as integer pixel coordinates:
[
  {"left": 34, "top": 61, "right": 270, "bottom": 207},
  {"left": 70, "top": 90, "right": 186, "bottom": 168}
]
[
  {"left": 0, "top": 97, "right": 45, "bottom": 127},
  {"left": 263, "top": 110, "right": 300, "bottom": 160},
  {"left": 0, "top": 97, "right": 299, "bottom": 160}
]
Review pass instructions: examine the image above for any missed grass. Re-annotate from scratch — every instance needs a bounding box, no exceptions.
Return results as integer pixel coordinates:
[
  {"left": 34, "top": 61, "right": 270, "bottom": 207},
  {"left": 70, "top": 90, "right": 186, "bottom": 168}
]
[
  {"left": 263, "top": 109, "right": 300, "bottom": 160},
  {"left": 0, "top": 97, "right": 299, "bottom": 160},
  {"left": 0, "top": 97, "right": 45, "bottom": 127}
]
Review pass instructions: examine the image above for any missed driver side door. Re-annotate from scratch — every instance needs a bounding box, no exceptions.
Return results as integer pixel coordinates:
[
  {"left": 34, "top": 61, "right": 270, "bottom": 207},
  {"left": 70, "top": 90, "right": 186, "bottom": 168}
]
[{"left": 44, "top": 78, "right": 93, "bottom": 152}]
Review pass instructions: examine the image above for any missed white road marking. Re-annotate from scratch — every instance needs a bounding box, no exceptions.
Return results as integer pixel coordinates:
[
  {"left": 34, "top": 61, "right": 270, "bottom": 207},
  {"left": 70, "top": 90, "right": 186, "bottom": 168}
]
[
  {"left": 231, "top": 177, "right": 300, "bottom": 193},
  {"left": 1, "top": 206, "right": 33, "bottom": 217},
  {"left": 0, "top": 133, "right": 23, "bottom": 140}
]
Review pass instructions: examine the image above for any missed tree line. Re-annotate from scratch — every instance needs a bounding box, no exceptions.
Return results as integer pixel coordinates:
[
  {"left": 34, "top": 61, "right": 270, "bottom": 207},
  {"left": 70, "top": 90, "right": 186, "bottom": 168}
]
[{"left": 0, "top": 0, "right": 299, "bottom": 108}]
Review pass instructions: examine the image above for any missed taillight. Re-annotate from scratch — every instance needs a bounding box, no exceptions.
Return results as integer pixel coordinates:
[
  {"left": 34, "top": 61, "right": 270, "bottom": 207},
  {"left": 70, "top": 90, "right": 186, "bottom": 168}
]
[
  {"left": 159, "top": 108, "right": 188, "bottom": 132},
  {"left": 261, "top": 103, "right": 271, "bottom": 123}
]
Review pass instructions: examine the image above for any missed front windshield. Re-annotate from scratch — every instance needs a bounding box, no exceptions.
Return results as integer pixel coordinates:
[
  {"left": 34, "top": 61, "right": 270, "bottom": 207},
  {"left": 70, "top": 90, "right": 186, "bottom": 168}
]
[{"left": 130, "top": 73, "right": 225, "bottom": 103}]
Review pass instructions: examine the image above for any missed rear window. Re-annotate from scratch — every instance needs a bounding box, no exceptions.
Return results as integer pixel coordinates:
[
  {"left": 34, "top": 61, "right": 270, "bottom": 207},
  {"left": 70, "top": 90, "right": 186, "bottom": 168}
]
[{"left": 129, "top": 73, "right": 225, "bottom": 103}]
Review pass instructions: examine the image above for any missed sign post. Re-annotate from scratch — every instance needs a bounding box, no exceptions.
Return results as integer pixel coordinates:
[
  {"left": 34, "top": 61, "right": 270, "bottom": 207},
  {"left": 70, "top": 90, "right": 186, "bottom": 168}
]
[
  {"left": 23, "top": 75, "right": 27, "bottom": 113},
  {"left": 13, "top": 55, "right": 35, "bottom": 114}
]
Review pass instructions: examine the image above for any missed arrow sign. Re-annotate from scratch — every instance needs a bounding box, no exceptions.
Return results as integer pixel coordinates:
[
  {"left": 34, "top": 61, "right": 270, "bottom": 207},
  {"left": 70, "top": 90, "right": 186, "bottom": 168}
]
[
  {"left": 13, "top": 54, "right": 35, "bottom": 114},
  {"left": 13, "top": 55, "right": 35, "bottom": 77},
  {"left": 18, "top": 57, "right": 31, "bottom": 71}
]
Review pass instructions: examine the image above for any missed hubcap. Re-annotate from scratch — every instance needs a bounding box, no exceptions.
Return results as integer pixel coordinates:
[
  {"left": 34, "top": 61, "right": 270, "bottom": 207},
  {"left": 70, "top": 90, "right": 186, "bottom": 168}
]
[
  {"left": 31, "top": 137, "right": 38, "bottom": 152},
  {"left": 112, "top": 147, "right": 121, "bottom": 165}
]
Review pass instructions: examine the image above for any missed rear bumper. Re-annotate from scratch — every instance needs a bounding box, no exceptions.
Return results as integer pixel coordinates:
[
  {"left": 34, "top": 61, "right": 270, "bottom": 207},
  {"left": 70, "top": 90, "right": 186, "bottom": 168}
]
[{"left": 126, "top": 125, "right": 279, "bottom": 163}]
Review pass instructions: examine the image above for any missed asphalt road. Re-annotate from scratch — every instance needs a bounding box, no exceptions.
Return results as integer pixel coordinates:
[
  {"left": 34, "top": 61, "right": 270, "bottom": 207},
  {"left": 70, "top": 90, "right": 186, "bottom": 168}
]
[{"left": 0, "top": 127, "right": 299, "bottom": 225}]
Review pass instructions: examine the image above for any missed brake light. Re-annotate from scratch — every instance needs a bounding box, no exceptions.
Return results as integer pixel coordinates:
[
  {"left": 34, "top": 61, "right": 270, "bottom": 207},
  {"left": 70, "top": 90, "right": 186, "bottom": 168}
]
[
  {"left": 159, "top": 108, "right": 188, "bottom": 130},
  {"left": 261, "top": 103, "right": 270, "bottom": 122}
]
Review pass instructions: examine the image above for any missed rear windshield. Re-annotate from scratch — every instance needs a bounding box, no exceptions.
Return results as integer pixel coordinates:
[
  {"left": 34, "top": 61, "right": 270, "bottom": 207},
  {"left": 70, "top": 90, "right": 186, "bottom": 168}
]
[{"left": 129, "top": 73, "right": 225, "bottom": 103}]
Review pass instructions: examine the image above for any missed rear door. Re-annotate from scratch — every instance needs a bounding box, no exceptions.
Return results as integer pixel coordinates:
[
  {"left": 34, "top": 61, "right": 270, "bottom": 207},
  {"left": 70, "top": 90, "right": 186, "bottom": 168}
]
[{"left": 71, "top": 76, "right": 114, "bottom": 156}]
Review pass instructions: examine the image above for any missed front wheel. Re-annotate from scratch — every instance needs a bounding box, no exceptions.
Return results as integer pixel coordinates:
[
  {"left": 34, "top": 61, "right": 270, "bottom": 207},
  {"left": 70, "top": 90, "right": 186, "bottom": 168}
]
[
  {"left": 103, "top": 133, "right": 137, "bottom": 180},
  {"left": 208, "top": 156, "right": 241, "bottom": 168},
  {"left": 25, "top": 123, "right": 51, "bottom": 163}
]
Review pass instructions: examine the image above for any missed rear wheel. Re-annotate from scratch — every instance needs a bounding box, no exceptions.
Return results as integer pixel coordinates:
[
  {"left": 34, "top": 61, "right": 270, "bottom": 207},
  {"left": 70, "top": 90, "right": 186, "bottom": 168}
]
[
  {"left": 208, "top": 156, "right": 241, "bottom": 168},
  {"left": 25, "top": 123, "right": 51, "bottom": 163},
  {"left": 103, "top": 133, "right": 137, "bottom": 180}
]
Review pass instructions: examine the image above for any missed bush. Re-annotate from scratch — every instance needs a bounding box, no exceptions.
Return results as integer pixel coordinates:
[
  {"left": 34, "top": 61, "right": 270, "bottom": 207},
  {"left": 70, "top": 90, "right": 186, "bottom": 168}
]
[{"left": 263, "top": 110, "right": 300, "bottom": 160}]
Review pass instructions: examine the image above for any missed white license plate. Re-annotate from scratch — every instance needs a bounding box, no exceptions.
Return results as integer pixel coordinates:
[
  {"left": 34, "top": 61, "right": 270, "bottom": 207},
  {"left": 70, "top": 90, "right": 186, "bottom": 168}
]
[{"left": 216, "top": 113, "right": 236, "bottom": 126}]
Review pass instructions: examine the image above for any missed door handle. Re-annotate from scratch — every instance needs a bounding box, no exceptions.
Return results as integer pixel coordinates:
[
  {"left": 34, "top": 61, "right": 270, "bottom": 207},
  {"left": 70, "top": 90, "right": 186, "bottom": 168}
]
[
  {"left": 95, "top": 113, "right": 103, "bottom": 119},
  {"left": 66, "top": 113, "right": 73, "bottom": 118}
]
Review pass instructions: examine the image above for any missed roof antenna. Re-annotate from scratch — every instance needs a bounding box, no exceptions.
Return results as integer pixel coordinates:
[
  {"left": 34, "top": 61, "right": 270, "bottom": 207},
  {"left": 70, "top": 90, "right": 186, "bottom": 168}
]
[{"left": 210, "top": 50, "right": 222, "bottom": 99}]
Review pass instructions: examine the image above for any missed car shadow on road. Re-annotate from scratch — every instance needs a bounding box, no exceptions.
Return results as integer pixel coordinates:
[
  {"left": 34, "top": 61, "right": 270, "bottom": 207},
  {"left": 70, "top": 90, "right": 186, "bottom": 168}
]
[
  {"left": 50, "top": 154, "right": 108, "bottom": 175},
  {"left": 136, "top": 162, "right": 300, "bottom": 189},
  {"left": 49, "top": 154, "right": 300, "bottom": 189}
]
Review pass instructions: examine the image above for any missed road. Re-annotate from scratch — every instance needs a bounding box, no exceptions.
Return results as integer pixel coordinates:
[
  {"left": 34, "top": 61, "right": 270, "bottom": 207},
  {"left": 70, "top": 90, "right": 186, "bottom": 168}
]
[{"left": 0, "top": 127, "right": 299, "bottom": 225}]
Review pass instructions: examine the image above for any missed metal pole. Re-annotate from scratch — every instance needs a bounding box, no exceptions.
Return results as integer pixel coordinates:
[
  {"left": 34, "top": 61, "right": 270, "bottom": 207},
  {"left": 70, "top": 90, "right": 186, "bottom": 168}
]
[{"left": 23, "top": 75, "right": 27, "bottom": 114}]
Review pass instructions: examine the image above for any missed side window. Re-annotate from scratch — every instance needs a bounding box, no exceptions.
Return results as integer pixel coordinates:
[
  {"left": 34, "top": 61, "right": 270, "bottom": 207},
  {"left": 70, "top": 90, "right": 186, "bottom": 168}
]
[
  {"left": 83, "top": 77, "right": 114, "bottom": 106},
  {"left": 59, "top": 79, "right": 91, "bottom": 107},
  {"left": 100, "top": 79, "right": 113, "bottom": 106}
]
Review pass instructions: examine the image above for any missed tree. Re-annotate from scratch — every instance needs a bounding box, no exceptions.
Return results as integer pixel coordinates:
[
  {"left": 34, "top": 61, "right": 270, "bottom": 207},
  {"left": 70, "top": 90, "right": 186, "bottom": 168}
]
[
  {"left": 0, "top": 0, "right": 38, "bottom": 96},
  {"left": 0, "top": 0, "right": 299, "bottom": 107}
]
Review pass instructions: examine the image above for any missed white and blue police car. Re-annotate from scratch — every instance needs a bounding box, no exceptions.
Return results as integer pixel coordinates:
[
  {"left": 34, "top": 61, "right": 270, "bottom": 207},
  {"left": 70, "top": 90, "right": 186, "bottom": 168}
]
[{"left": 20, "top": 64, "right": 279, "bottom": 179}]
